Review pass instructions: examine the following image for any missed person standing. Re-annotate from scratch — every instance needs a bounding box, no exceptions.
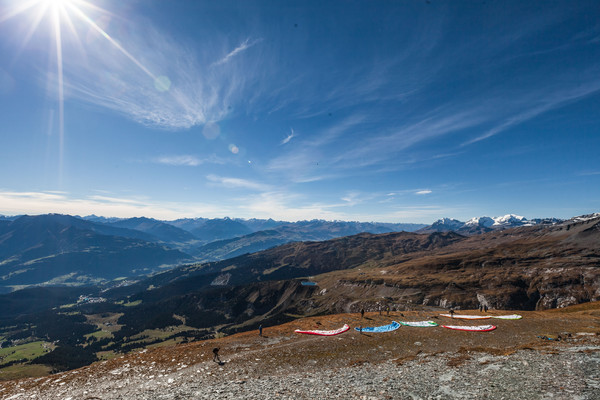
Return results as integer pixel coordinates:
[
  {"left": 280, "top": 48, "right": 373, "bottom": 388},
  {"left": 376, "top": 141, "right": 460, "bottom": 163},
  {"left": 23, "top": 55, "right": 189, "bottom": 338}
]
[
  {"left": 259, "top": 325, "right": 263, "bottom": 337},
  {"left": 213, "top": 347, "right": 221, "bottom": 363},
  {"left": 360, "top": 308, "right": 365, "bottom": 319}
]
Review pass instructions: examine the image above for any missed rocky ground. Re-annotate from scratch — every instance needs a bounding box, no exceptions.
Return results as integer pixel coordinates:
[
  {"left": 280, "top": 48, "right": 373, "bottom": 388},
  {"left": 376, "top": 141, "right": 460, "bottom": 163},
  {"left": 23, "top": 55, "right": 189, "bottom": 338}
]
[{"left": 1, "top": 305, "right": 599, "bottom": 399}]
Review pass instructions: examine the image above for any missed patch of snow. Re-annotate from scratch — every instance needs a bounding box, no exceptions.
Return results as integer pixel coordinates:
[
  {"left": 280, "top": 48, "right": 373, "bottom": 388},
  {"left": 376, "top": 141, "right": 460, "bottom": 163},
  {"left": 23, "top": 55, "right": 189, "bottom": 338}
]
[{"left": 211, "top": 273, "right": 231, "bottom": 286}]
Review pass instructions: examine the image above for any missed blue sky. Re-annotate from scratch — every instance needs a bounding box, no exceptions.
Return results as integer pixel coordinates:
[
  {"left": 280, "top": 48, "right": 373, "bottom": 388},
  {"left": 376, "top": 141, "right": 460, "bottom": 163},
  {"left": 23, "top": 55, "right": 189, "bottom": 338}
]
[{"left": 0, "top": 0, "right": 599, "bottom": 223}]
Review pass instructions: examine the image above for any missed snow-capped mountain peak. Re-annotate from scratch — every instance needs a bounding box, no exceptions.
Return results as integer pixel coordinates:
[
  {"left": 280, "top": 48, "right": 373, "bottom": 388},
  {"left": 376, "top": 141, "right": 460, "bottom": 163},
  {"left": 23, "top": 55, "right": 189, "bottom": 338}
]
[
  {"left": 465, "top": 216, "right": 495, "bottom": 227},
  {"left": 431, "top": 218, "right": 465, "bottom": 230},
  {"left": 492, "top": 214, "right": 527, "bottom": 226},
  {"left": 568, "top": 213, "right": 600, "bottom": 223}
]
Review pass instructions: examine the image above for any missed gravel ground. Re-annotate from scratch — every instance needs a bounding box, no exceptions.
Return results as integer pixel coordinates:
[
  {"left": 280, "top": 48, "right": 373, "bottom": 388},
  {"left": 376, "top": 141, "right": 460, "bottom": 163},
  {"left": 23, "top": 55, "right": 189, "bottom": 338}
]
[{"left": 2, "top": 344, "right": 599, "bottom": 399}]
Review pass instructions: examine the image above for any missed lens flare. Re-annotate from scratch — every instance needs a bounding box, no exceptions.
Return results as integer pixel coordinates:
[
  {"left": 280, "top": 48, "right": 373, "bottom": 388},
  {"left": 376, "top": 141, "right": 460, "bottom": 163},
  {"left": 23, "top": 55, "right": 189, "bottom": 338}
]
[
  {"left": 202, "top": 122, "right": 221, "bottom": 140},
  {"left": 154, "top": 75, "right": 171, "bottom": 92}
]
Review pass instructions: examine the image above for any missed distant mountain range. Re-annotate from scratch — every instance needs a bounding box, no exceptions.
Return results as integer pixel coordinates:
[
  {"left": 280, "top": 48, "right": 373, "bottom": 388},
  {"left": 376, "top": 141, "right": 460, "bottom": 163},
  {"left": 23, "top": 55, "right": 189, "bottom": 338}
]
[
  {"left": 106, "top": 217, "right": 198, "bottom": 244},
  {"left": 1, "top": 211, "right": 595, "bottom": 293},
  {"left": 417, "top": 214, "right": 564, "bottom": 235},
  {"left": 189, "top": 220, "right": 428, "bottom": 261},
  {"left": 0, "top": 214, "right": 426, "bottom": 292},
  {"left": 81, "top": 215, "right": 426, "bottom": 260}
]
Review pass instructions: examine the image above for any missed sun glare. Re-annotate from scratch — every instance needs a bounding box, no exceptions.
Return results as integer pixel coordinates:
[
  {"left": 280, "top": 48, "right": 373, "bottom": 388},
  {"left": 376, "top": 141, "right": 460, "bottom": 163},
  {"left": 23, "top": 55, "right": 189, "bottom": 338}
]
[
  {"left": 1, "top": 0, "right": 157, "bottom": 184},
  {"left": 41, "top": 0, "right": 71, "bottom": 7}
]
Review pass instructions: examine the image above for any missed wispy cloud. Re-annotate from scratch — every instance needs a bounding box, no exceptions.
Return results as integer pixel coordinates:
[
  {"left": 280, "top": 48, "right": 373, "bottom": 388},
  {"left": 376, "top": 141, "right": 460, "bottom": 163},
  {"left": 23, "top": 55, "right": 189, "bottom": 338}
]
[
  {"left": 260, "top": 7, "right": 600, "bottom": 181},
  {"left": 0, "top": 190, "right": 223, "bottom": 219},
  {"left": 213, "top": 38, "right": 261, "bottom": 66},
  {"left": 266, "top": 115, "right": 366, "bottom": 182},
  {"left": 206, "top": 175, "right": 272, "bottom": 191},
  {"left": 155, "top": 154, "right": 226, "bottom": 167},
  {"left": 0, "top": 189, "right": 420, "bottom": 222},
  {"left": 415, "top": 190, "right": 432, "bottom": 195},
  {"left": 236, "top": 191, "right": 355, "bottom": 221},
  {"left": 281, "top": 128, "right": 295, "bottom": 145},
  {"left": 463, "top": 73, "right": 600, "bottom": 146},
  {"left": 269, "top": 66, "right": 600, "bottom": 180},
  {"left": 341, "top": 192, "right": 363, "bottom": 206},
  {"left": 578, "top": 170, "right": 600, "bottom": 176},
  {"left": 44, "top": 13, "right": 264, "bottom": 130}
]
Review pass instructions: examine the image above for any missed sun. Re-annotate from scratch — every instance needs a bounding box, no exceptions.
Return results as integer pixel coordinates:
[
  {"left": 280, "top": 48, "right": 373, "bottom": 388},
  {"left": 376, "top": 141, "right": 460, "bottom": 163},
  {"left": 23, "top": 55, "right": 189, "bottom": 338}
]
[{"left": 1, "top": 0, "right": 156, "bottom": 183}]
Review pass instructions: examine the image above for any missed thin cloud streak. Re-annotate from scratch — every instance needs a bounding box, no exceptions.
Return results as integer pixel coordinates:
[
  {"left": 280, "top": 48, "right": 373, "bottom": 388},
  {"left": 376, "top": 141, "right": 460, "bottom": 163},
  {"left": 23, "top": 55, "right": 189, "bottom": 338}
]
[
  {"left": 281, "top": 128, "right": 295, "bottom": 145},
  {"left": 155, "top": 154, "right": 226, "bottom": 167},
  {"left": 206, "top": 175, "right": 272, "bottom": 191},
  {"left": 463, "top": 75, "right": 600, "bottom": 145},
  {"left": 213, "top": 37, "right": 261, "bottom": 66}
]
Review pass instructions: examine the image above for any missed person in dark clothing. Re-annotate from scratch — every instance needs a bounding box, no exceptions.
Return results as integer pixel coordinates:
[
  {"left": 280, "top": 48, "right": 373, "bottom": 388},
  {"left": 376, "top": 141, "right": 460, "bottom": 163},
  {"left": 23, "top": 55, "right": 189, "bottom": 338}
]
[
  {"left": 213, "top": 347, "right": 221, "bottom": 363},
  {"left": 449, "top": 308, "right": 455, "bottom": 318},
  {"left": 259, "top": 325, "right": 263, "bottom": 337},
  {"left": 360, "top": 308, "right": 365, "bottom": 319}
]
